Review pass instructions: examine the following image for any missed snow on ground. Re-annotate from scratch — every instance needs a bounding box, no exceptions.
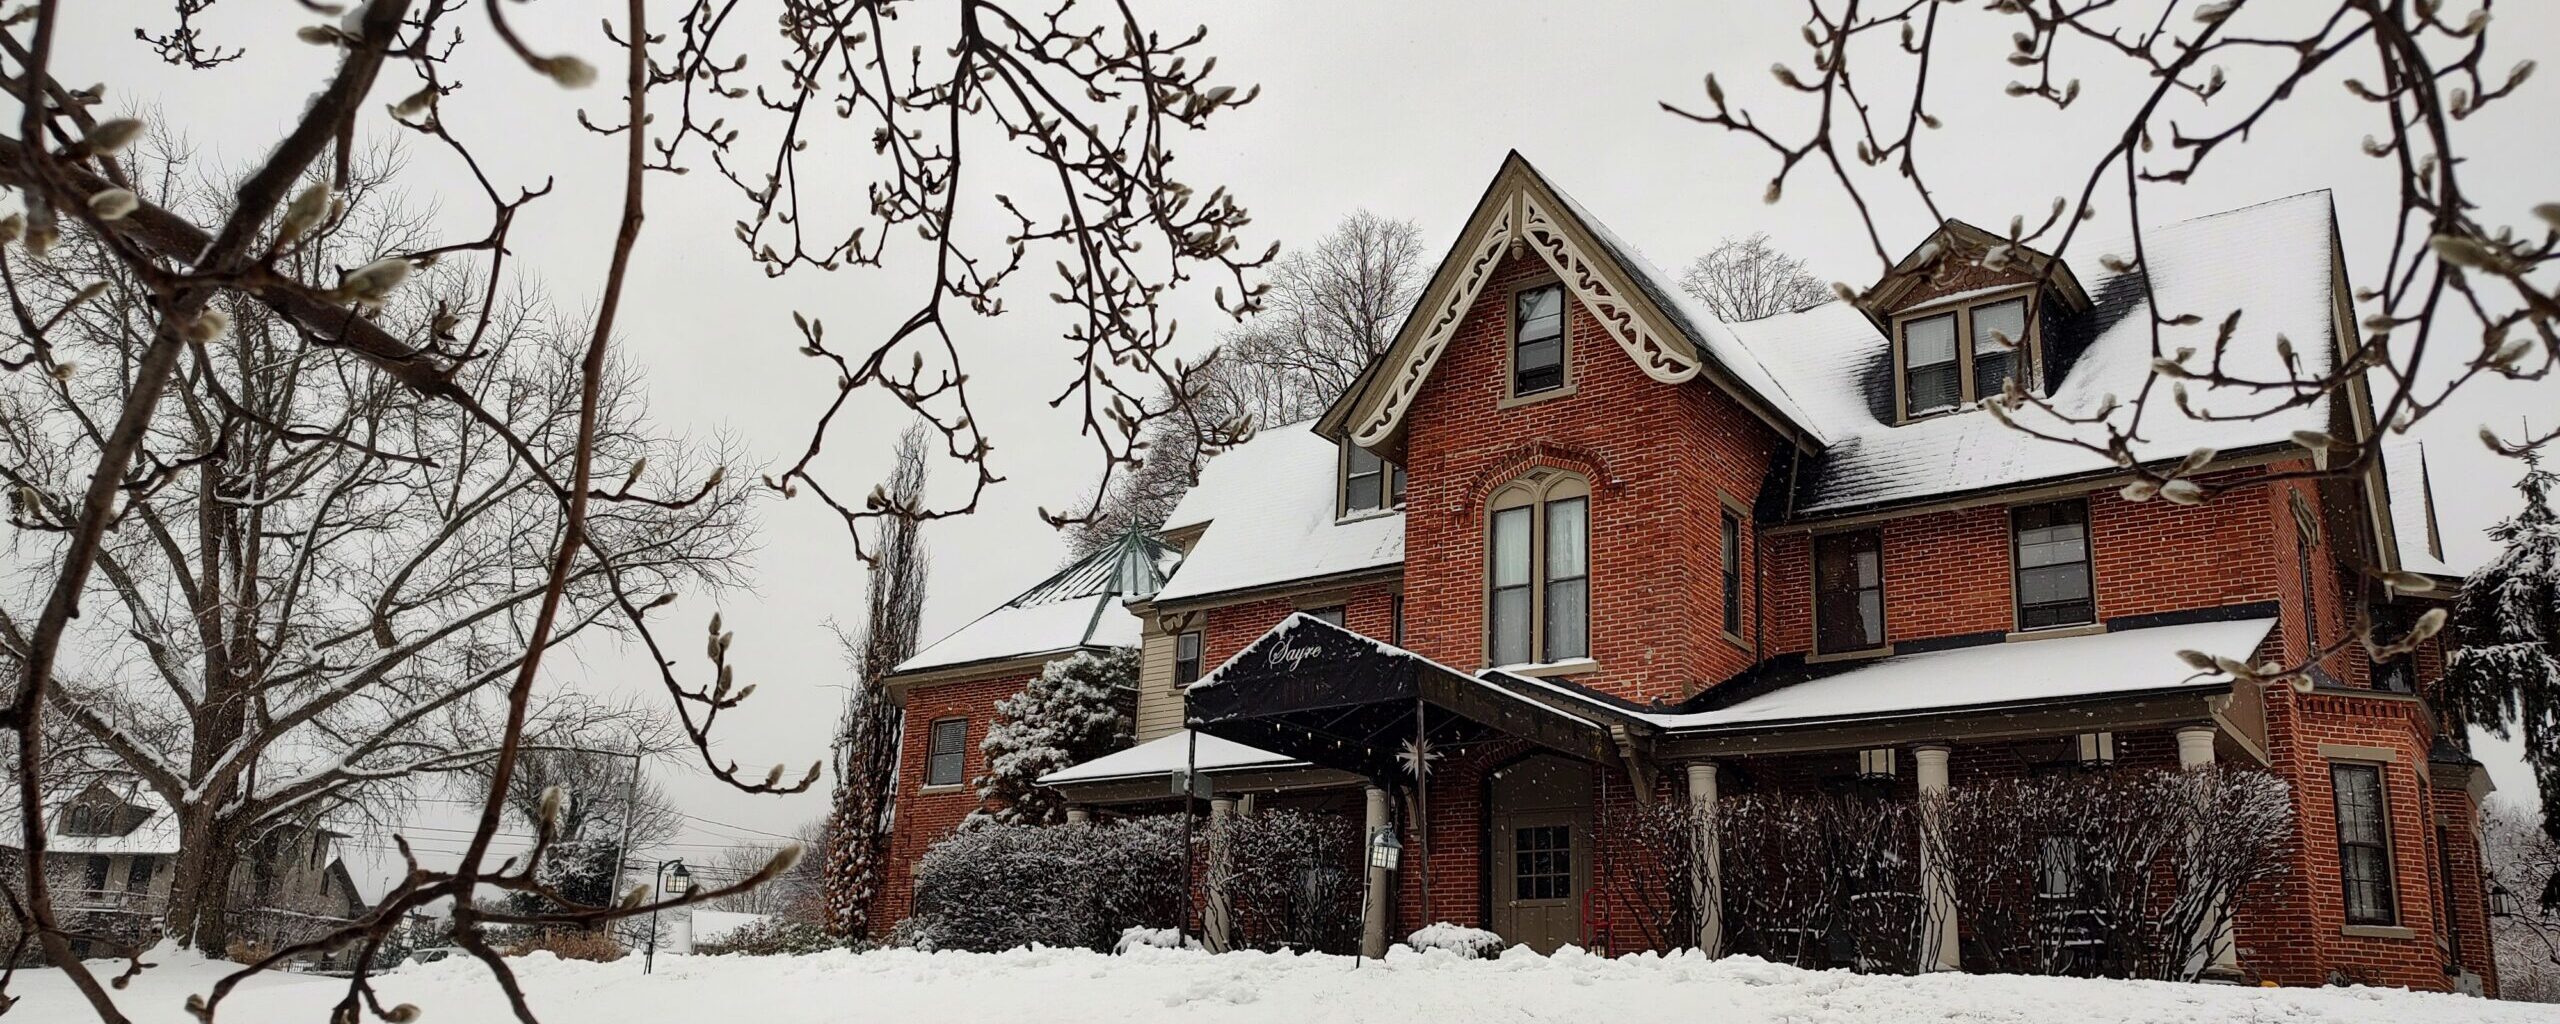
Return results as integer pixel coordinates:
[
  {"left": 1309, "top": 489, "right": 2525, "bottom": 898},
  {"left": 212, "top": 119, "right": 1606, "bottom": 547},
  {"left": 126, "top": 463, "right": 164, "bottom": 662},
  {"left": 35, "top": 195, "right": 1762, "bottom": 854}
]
[{"left": 17, "top": 944, "right": 2554, "bottom": 1024}]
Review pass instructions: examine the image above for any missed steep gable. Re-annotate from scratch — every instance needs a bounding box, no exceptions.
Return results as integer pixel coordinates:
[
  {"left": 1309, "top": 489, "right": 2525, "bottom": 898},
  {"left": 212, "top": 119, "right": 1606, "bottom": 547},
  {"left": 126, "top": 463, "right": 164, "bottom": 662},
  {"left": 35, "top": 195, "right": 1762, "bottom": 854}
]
[{"left": 1317, "top": 152, "right": 1824, "bottom": 455}]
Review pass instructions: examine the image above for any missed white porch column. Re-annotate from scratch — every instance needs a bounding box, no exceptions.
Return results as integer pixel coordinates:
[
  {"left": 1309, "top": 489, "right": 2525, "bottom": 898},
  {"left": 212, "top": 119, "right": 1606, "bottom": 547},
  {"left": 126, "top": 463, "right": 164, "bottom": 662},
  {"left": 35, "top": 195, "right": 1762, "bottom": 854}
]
[
  {"left": 1065, "top": 805, "right": 1091, "bottom": 824},
  {"left": 1684, "top": 761, "right": 1724, "bottom": 957},
  {"left": 1911, "top": 743, "right": 1960, "bottom": 972},
  {"left": 1204, "top": 796, "right": 1236, "bottom": 953},
  {"left": 2175, "top": 724, "right": 2241, "bottom": 977},
  {"left": 2176, "top": 726, "right": 2217, "bottom": 770},
  {"left": 1361, "top": 785, "right": 1391, "bottom": 958}
]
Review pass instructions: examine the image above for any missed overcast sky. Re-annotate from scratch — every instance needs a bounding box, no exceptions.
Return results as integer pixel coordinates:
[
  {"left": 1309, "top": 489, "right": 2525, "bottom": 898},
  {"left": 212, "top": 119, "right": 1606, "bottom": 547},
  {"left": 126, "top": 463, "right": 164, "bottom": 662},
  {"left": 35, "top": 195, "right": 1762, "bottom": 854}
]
[{"left": 33, "top": 1, "right": 2560, "bottom": 869}]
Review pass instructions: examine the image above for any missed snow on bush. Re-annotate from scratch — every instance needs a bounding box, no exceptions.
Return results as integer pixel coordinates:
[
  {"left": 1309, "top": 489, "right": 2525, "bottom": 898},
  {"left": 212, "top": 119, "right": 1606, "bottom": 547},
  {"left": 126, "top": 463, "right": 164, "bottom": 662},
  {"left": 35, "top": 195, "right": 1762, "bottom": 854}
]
[
  {"left": 973, "top": 649, "right": 1139, "bottom": 826},
  {"left": 1405, "top": 923, "right": 1505, "bottom": 959},
  {"left": 1114, "top": 926, "right": 1201, "bottom": 954},
  {"left": 1210, "top": 809, "right": 1364, "bottom": 954},
  {"left": 692, "top": 918, "right": 842, "bottom": 957},
  {"left": 904, "top": 815, "right": 1186, "bottom": 952}
]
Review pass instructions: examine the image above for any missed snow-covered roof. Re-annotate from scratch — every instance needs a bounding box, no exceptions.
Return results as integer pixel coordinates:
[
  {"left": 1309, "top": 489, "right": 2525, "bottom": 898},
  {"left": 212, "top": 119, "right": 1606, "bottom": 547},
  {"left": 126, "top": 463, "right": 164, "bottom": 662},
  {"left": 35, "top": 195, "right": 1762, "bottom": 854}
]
[
  {"left": 2382, "top": 439, "right": 2464, "bottom": 579},
  {"left": 1503, "top": 616, "right": 2277, "bottom": 732},
  {"left": 895, "top": 532, "right": 1176, "bottom": 676},
  {"left": 1152, "top": 423, "right": 1404, "bottom": 605},
  {"left": 7, "top": 778, "right": 181, "bottom": 856},
  {"left": 1037, "top": 729, "right": 1301, "bottom": 786},
  {"left": 1543, "top": 181, "right": 1827, "bottom": 443},
  {"left": 1738, "top": 192, "right": 2343, "bottom": 517}
]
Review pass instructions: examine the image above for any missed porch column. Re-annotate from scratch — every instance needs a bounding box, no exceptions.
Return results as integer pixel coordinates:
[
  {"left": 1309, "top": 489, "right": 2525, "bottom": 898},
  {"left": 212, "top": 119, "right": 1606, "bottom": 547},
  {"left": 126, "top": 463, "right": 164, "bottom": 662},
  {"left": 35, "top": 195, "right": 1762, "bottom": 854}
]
[
  {"left": 1684, "top": 761, "right": 1723, "bottom": 957},
  {"left": 1362, "top": 785, "right": 1391, "bottom": 958},
  {"left": 2175, "top": 725, "right": 2241, "bottom": 977},
  {"left": 1065, "top": 805, "right": 1091, "bottom": 824},
  {"left": 1204, "top": 796, "right": 1236, "bottom": 953},
  {"left": 1911, "top": 743, "right": 1961, "bottom": 972}
]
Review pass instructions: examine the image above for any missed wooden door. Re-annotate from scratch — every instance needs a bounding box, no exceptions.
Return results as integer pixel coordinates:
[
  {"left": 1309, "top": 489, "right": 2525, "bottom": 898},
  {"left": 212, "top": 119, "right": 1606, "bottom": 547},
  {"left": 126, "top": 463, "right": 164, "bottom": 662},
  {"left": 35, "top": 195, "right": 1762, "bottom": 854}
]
[{"left": 1490, "top": 757, "right": 1590, "bottom": 953}]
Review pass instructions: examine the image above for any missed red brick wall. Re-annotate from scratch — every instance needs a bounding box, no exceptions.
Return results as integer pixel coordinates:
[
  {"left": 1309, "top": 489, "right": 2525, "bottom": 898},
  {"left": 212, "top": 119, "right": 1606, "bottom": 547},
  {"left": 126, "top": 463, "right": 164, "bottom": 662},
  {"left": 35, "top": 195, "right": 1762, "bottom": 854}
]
[
  {"left": 1761, "top": 471, "right": 2282, "bottom": 658},
  {"left": 1397, "top": 251, "right": 1781, "bottom": 703},
  {"left": 1197, "top": 583, "right": 1403, "bottom": 666},
  {"left": 873, "top": 669, "right": 1032, "bottom": 936}
]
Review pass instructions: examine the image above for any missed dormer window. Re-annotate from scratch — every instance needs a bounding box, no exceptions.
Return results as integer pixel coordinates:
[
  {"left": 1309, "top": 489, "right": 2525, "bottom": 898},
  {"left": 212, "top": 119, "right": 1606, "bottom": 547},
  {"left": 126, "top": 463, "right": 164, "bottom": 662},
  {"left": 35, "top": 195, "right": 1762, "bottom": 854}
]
[
  {"left": 1892, "top": 290, "right": 2038, "bottom": 421},
  {"left": 1340, "top": 441, "right": 1406, "bottom": 516}
]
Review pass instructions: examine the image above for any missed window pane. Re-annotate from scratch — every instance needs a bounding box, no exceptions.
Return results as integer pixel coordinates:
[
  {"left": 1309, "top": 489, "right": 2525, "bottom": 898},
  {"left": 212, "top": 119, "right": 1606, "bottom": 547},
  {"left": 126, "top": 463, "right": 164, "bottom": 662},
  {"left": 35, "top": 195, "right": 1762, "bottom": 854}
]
[
  {"left": 1390, "top": 463, "right": 1408, "bottom": 504},
  {"left": 927, "top": 719, "right": 967, "bottom": 786},
  {"left": 1175, "top": 631, "right": 1203, "bottom": 685},
  {"left": 1907, "top": 363, "right": 1960, "bottom": 414},
  {"left": 1492, "top": 507, "right": 1532, "bottom": 587},
  {"left": 1347, "top": 474, "right": 1382, "bottom": 511},
  {"left": 1308, "top": 605, "right": 1346, "bottom": 627},
  {"left": 2331, "top": 764, "right": 2396, "bottom": 925},
  {"left": 1816, "top": 531, "right": 1885, "bottom": 652},
  {"left": 1347, "top": 444, "right": 1381, "bottom": 474},
  {"left": 1904, "top": 314, "right": 1959, "bottom": 414},
  {"left": 2037, "top": 836, "right": 2078, "bottom": 898},
  {"left": 1720, "top": 512, "right": 1744, "bottom": 635},
  {"left": 1545, "top": 498, "right": 1588, "bottom": 579},
  {"left": 1545, "top": 578, "right": 1588, "bottom": 661},
  {"left": 1491, "top": 587, "right": 1534, "bottom": 664},
  {"left": 1974, "top": 350, "right": 2014, "bottom": 400},
  {"left": 1518, "top": 285, "right": 1563, "bottom": 334},
  {"left": 1973, "top": 299, "right": 2027, "bottom": 354}
]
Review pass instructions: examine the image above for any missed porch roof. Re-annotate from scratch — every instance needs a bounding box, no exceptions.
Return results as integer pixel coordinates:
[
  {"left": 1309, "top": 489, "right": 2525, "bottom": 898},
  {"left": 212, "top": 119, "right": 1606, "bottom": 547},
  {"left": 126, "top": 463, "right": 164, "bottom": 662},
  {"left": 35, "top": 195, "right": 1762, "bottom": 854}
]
[
  {"left": 1498, "top": 615, "right": 2278, "bottom": 736},
  {"left": 1038, "top": 729, "right": 1303, "bottom": 787},
  {"left": 1184, "top": 614, "right": 1620, "bottom": 779}
]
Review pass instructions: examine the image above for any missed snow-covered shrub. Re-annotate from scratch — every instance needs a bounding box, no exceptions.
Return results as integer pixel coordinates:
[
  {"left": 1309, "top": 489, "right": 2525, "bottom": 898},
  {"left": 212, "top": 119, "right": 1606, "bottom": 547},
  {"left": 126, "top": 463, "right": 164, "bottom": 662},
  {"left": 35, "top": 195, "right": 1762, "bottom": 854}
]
[
  {"left": 971, "top": 649, "right": 1139, "bottom": 826},
  {"left": 1715, "top": 789, "right": 1931, "bottom": 973},
  {"left": 905, "top": 815, "right": 1186, "bottom": 952},
  {"left": 693, "top": 918, "right": 840, "bottom": 957},
  {"left": 1405, "top": 923, "right": 1506, "bottom": 959},
  {"left": 1113, "top": 926, "right": 1200, "bottom": 954},
  {"left": 1212, "top": 809, "right": 1364, "bottom": 954},
  {"left": 1932, "top": 765, "right": 2292, "bottom": 981}
]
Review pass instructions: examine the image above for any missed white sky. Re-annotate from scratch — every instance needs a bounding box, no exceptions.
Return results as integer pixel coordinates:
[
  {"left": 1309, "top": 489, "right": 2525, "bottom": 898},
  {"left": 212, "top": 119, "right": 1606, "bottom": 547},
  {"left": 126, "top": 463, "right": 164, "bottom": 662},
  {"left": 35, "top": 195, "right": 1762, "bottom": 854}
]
[{"left": 31, "top": 1, "right": 2560, "bottom": 868}]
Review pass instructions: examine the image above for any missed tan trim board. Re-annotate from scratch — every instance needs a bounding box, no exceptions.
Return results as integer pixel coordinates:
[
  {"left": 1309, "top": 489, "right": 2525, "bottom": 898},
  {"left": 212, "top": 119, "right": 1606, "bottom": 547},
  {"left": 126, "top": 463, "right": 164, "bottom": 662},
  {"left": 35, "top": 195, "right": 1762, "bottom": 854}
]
[
  {"left": 1656, "top": 697, "right": 2221, "bottom": 760},
  {"left": 2317, "top": 743, "right": 2400, "bottom": 763}
]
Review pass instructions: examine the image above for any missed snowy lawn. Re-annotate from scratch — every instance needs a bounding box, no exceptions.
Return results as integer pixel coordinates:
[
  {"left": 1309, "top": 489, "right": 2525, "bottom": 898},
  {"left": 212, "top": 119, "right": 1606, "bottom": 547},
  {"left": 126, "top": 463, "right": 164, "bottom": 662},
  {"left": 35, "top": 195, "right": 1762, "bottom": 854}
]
[{"left": 16, "top": 944, "right": 2554, "bottom": 1024}]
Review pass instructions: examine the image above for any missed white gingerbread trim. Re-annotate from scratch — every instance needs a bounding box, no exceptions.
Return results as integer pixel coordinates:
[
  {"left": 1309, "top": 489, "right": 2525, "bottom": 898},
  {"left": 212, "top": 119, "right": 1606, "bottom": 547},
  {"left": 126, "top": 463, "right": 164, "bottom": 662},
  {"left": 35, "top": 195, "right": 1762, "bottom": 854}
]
[
  {"left": 1518, "top": 194, "right": 1699, "bottom": 385},
  {"left": 1352, "top": 203, "right": 1516, "bottom": 447}
]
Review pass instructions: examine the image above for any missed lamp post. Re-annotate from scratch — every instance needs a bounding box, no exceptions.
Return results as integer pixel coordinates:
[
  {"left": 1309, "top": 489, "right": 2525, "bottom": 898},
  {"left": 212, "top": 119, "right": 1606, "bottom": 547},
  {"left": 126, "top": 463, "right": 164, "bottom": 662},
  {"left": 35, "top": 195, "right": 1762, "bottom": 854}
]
[{"left": 642, "top": 859, "right": 692, "bottom": 974}]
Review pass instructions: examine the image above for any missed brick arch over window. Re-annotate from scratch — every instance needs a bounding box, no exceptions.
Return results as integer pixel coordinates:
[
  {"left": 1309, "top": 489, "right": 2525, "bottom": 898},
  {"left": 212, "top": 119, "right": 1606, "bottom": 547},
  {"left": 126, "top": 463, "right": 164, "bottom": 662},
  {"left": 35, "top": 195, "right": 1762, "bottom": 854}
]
[{"left": 1456, "top": 442, "right": 1617, "bottom": 519}]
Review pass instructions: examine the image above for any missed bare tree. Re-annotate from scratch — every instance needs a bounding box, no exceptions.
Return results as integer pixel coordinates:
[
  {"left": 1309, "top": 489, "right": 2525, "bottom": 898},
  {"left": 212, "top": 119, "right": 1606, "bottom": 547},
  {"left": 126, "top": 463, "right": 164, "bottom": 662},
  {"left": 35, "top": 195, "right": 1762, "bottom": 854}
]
[
  {"left": 1678, "top": 232, "right": 1832, "bottom": 322},
  {"left": 821, "top": 420, "right": 930, "bottom": 939},
  {"left": 0, "top": 0, "right": 1266, "bottom": 1017},
  {"left": 2488, "top": 802, "right": 2560, "bottom": 1000},
  {"left": 0, "top": 142, "right": 750, "bottom": 957},
  {"left": 1067, "top": 211, "right": 1424, "bottom": 554}
]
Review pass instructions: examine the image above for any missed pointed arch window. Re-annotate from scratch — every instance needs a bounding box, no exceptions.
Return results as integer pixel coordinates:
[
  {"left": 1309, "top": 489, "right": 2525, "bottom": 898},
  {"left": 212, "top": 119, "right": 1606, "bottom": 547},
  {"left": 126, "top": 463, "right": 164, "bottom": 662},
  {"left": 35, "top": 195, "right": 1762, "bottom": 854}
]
[{"left": 1488, "top": 471, "right": 1590, "bottom": 665}]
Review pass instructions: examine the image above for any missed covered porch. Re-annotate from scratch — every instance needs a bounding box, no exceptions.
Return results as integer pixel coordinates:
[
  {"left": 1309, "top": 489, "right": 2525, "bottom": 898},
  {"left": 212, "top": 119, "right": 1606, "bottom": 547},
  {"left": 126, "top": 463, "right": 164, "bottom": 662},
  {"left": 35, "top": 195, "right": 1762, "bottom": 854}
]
[{"left": 1043, "top": 612, "right": 2276, "bottom": 967}]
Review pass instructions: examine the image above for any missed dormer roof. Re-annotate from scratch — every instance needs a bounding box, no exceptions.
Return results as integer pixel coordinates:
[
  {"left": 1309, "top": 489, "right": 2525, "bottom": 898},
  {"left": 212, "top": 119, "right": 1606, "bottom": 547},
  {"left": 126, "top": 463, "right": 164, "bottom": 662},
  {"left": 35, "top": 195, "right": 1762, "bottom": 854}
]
[{"left": 1855, "top": 219, "right": 2093, "bottom": 332}]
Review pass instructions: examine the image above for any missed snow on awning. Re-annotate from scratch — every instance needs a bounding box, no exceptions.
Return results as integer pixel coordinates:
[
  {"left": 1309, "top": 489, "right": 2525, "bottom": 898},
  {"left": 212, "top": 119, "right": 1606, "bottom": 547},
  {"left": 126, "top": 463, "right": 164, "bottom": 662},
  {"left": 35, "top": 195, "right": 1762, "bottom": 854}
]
[
  {"left": 1628, "top": 615, "right": 2276, "bottom": 734},
  {"left": 1185, "top": 614, "right": 1616, "bottom": 779},
  {"left": 1037, "top": 730, "right": 1302, "bottom": 787}
]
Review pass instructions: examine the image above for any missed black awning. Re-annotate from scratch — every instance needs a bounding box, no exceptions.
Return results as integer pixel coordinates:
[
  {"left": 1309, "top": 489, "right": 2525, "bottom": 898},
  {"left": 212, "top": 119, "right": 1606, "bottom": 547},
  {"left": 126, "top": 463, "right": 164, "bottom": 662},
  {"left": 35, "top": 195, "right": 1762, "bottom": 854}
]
[{"left": 1185, "top": 614, "right": 1618, "bottom": 779}]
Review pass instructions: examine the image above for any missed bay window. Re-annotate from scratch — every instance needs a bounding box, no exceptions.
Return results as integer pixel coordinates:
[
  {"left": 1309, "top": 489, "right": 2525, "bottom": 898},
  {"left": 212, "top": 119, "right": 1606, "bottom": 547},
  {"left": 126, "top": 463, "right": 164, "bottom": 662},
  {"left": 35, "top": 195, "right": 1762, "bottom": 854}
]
[{"left": 2331, "top": 763, "right": 2397, "bottom": 925}]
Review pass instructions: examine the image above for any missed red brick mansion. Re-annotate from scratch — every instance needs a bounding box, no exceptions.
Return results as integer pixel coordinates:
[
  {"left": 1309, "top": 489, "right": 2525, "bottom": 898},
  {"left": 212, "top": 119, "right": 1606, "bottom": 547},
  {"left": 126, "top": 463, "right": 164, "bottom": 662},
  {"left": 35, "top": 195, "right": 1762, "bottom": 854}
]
[{"left": 874, "top": 155, "right": 2497, "bottom": 993}]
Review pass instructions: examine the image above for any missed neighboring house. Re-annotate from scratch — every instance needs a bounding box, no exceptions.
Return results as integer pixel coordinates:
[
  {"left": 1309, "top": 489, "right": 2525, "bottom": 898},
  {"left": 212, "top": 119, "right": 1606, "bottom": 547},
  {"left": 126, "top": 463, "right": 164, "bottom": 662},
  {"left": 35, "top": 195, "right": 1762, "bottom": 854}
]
[
  {"left": 876, "top": 154, "right": 2497, "bottom": 993},
  {"left": 1, "top": 775, "right": 371, "bottom": 963}
]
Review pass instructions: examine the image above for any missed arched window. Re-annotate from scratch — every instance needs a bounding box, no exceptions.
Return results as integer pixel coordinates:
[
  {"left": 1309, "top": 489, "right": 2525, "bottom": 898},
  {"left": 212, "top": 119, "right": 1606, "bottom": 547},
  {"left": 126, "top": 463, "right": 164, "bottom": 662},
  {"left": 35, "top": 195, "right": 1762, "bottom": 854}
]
[{"left": 1487, "top": 471, "right": 1590, "bottom": 665}]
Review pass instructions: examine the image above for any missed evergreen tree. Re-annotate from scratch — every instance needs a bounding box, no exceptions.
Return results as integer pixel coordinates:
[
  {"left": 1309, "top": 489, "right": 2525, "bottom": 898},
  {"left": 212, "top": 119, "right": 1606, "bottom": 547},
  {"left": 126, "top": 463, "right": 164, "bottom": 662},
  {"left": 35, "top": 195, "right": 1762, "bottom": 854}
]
[
  {"left": 2445, "top": 454, "right": 2560, "bottom": 908},
  {"left": 970, "top": 649, "right": 1138, "bottom": 826}
]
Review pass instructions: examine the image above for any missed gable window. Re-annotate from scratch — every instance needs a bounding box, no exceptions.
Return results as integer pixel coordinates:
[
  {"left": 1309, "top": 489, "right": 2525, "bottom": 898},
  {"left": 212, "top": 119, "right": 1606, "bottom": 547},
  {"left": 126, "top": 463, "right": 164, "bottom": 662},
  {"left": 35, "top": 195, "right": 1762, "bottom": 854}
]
[
  {"left": 1487, "top": 472, "right": 1591, "bottom": 665},
  {"left": 1174, "top": 630, "right": 1204, "bottom": 686},
  {"left": 1718, "top": 510, "right": 1744, "bottom": 637},
  {"left": 1512, "top": 283, "right": 1567, "bottom": 396},
  {"left": 1901, "top": 313, "right": 1960, "bottom": 416},
  {"left": 1971, "top": 298, "right": 2027, "bottom": 399},
  {"left": 925, "top": 718, "right": 967, "bottom": 788},
  {"left": 1814, "top": 530, "right": 1886, "bottom": 654},
  {"left": 1342, "top": 443, "right": 1407, "bottom": 515},
  {"left": 2012, "top": 499, "right": 2095, "bottom": 629},
  {"left": 2331, "top": 763, "right": 2396, "bottom": 925}
]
